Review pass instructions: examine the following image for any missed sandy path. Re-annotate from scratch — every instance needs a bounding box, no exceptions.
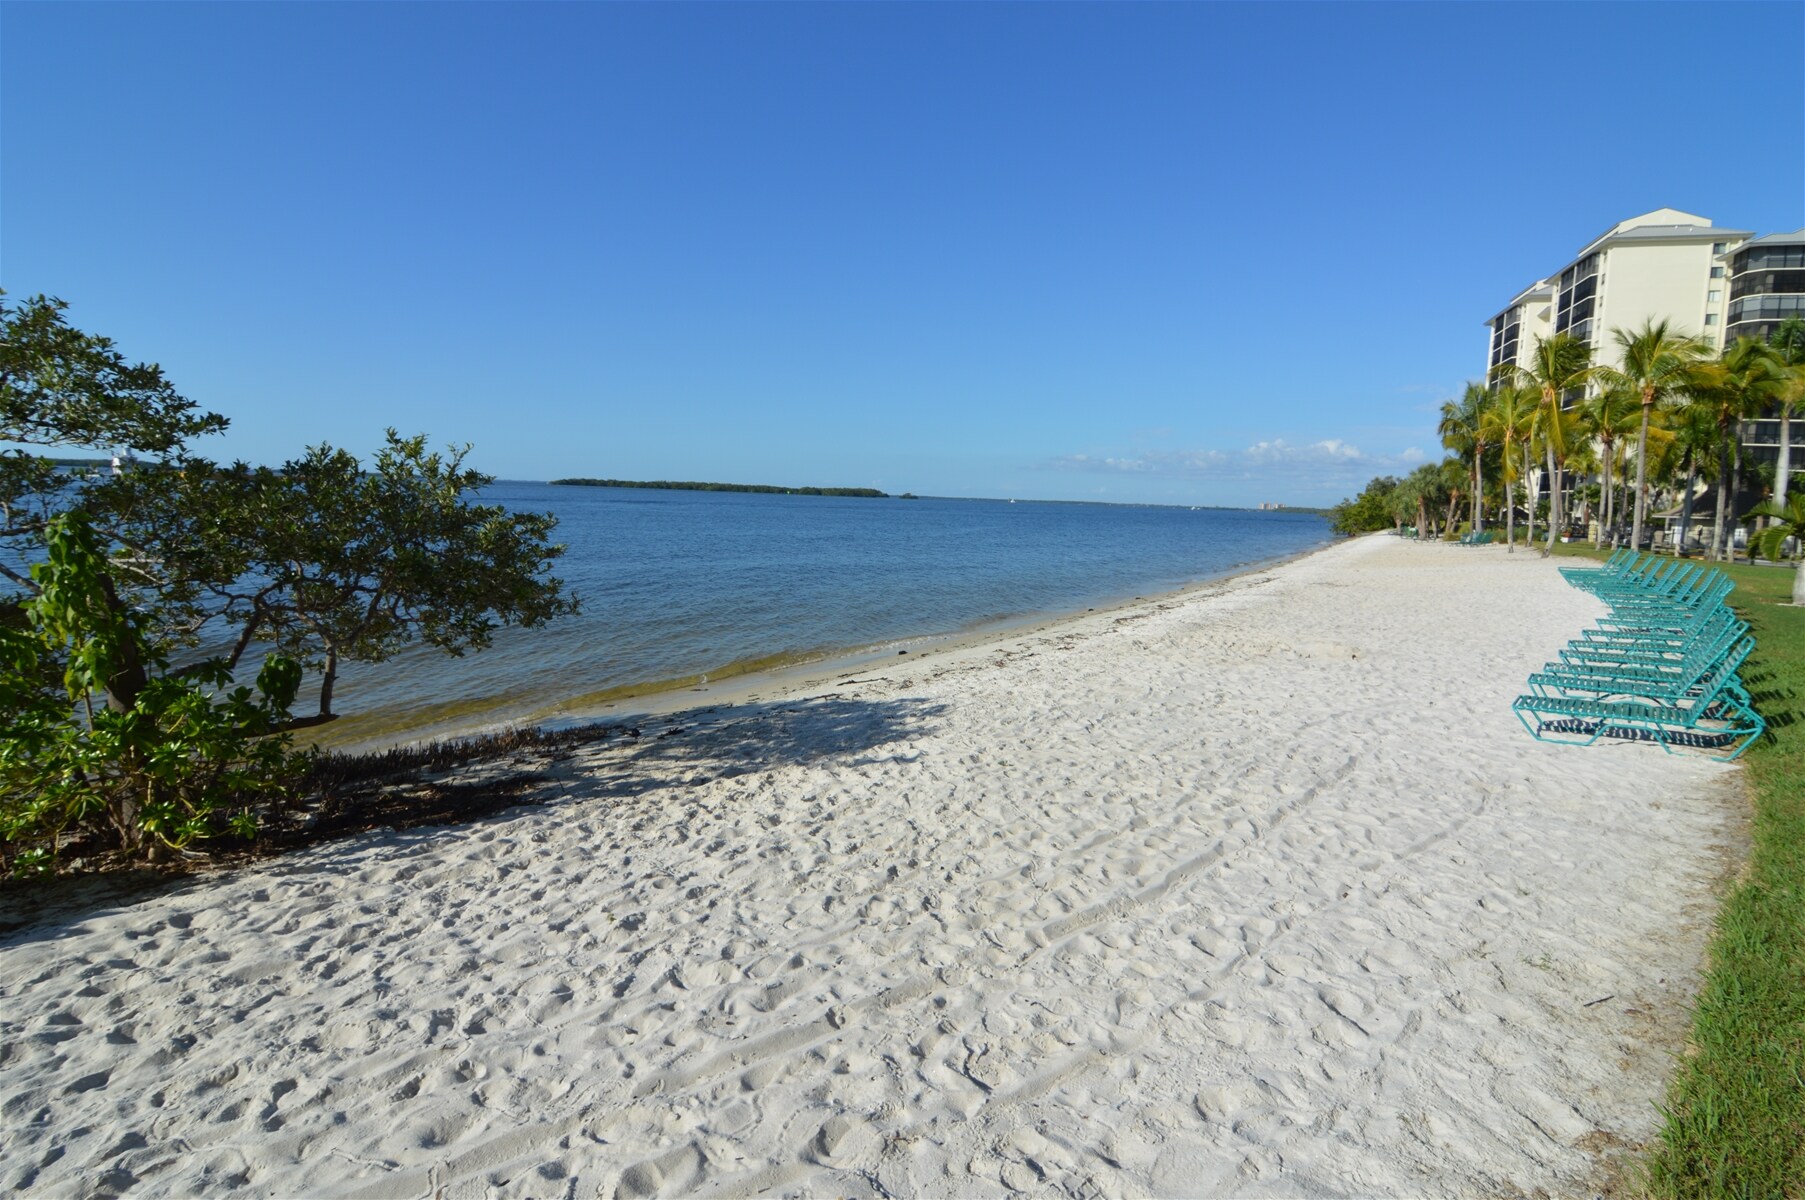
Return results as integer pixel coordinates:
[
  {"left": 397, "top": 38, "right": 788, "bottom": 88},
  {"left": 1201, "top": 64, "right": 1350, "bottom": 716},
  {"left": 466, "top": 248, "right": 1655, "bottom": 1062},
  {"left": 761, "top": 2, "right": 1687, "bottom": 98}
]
[{"left": 0, "top": 536, "right": 1739, "bottom": 1198}]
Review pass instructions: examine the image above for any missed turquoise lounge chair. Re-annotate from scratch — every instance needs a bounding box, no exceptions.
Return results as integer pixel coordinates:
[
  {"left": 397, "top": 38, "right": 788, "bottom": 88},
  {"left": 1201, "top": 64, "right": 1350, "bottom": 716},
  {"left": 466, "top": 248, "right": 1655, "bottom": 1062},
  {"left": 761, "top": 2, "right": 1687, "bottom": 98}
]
[
  {"left": 1513, "top": 637, "right": 1763, "bottom": 761},
  {"left": 1514, "top": 552, "right": 1763, "bottom": 760}
]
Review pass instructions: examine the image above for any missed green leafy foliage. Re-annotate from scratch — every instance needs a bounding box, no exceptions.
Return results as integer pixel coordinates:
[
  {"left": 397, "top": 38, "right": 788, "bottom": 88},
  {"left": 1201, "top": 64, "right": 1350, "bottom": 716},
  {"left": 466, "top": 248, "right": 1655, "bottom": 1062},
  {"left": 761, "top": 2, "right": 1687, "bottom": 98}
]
[
  {"left": 1633, "top": 551, "right": 1805, "bottom": 1197},
  {"left": 0, "top": 513, "right": 307, "bottom": 871},
  {"left": 120, "top": 431, "right": 580, "bottom": 725},
  {"left": 1470, "top": 543, "right": 1805, "bottom": 1193},
  {"left": 3, "top": 292, "right": 575, "bottom": 733},
  {"left": 0, "top": 293, "right": 227, "bottom": 597},
  {"left": 1439, "top": 382, "right": 1495, "bottom": 531},
  {"left": 0, "top": 294, "right": 577, "bottom": 868},
  {"left": 0, "top": 293, "right": 226, "bottom": 454},
  {"left": 1747, "top": 493, "right": 1805, "bottom": 561},
  {"left": 1329, "top": 475, "right": 1400, "bottom": 535}
]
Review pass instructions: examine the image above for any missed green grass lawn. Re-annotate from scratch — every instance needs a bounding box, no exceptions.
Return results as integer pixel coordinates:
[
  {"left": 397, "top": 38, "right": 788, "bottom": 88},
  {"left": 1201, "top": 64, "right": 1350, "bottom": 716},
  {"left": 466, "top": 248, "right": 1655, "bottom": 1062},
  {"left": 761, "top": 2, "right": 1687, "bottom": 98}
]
[{"left": 1500, "top": 536, "right": 1804, "bottom": 1195}]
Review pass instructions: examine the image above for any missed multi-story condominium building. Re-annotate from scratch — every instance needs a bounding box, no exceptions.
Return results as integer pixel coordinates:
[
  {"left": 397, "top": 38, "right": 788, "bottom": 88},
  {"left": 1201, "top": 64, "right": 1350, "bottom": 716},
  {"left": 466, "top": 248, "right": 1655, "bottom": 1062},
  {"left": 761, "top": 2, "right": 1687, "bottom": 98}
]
[
  {"left": 1485, "top": 280, "right": 1554, "bottom": 382},
  {"left": 1485, "top": 208, "right": 1751, "bottom": 382},
  {"left": 1483, "top": 209, "right": 1805, "bottom": 541},
  {"left": 1724, "top": 229, "right": 1805, "bottom": 345},
  {"left": 1726, "top": 229, "right": 1805, "bottom": 473}
]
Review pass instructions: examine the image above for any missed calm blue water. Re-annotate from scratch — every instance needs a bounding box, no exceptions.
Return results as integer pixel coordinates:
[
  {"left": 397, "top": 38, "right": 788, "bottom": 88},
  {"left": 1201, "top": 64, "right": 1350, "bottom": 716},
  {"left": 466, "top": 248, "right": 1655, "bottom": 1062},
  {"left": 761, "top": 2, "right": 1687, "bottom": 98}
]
[{"left": 319, "top": 484, "right": 1333, "bottom": 738}]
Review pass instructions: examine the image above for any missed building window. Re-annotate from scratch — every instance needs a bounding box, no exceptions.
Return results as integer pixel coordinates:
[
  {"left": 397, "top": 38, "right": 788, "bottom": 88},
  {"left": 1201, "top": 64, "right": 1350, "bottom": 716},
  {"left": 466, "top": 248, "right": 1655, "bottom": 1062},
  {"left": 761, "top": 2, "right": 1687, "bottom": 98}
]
[
  {"left": 1729, "top": 293, "right": 1805, "bottom": 322},
  {"left": 1712, "top": 242, "right": 1727, "bottom": 254},
  {"left": 1747, "top": 246, "right": 1805, "bottom": 270},
  {"left": 1711, "top": 266, "right": 1725, "bottom": 278},
  {"left": 1709, "top": 290, "right": 1722, "bottom": 302},
  {"left": 1730, "top": 266, "right": 1805, "bottom": 302},
  {"left": 1705, "top": 313, "right": 1720, "bottom": 325}
]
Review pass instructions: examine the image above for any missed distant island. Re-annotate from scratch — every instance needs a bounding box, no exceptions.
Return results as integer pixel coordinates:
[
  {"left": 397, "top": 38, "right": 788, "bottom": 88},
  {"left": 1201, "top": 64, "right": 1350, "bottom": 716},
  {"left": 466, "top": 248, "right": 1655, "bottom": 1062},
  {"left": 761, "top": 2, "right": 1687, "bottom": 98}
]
[{"left": 549, "top": 478, "right": 889, "bottom": 498}]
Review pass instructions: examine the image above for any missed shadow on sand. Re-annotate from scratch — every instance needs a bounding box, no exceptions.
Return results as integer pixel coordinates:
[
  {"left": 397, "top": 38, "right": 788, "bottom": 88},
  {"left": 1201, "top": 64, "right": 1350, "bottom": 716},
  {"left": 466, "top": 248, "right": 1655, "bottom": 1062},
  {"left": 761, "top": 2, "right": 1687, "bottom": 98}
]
[
  {"left": 0, "top": 693, "right": 947, "bottom": 945},
  {"left": 574, "top": 693, "right": 949, "bottom": 801}
]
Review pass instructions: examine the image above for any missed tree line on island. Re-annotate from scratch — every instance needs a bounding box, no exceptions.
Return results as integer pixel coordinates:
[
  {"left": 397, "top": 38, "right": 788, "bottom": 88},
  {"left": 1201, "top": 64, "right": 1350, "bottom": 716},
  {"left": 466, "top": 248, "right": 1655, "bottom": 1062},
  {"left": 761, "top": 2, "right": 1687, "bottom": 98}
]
[
  {"left": 550, "top": 478, "right": 900, "bottom": 498},
  {"left": 1332, "top": 316, "right": 1805, "bottom": 594},
  {"left": 0, "top": 294, "right": 577, "bottom": 873}
]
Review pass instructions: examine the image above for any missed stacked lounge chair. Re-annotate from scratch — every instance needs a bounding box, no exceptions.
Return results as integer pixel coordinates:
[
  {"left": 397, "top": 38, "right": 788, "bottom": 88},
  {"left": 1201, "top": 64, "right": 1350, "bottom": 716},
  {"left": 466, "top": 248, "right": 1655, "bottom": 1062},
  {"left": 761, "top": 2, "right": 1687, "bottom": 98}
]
[{"left": 1512, "top": 552, "right": 1764, "bottom": 761}]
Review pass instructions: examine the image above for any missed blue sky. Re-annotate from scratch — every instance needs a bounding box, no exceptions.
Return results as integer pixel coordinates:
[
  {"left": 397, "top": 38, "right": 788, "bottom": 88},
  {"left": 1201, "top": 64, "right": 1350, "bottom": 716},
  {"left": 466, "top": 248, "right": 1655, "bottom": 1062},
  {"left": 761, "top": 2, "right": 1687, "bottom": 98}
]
[{"left": 4, "top": 3, "right": 1801, "bottom": 506}]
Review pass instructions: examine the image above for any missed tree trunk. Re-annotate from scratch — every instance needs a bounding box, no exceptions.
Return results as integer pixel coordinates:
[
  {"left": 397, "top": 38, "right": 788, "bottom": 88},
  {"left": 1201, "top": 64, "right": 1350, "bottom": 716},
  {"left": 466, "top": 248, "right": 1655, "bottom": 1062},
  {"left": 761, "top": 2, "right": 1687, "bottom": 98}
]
[
  {"left": 1777, "top": 408, "right": 1793, "bottom": 517},
  {"left": 1726, "top": 440, "right": 1744, "bottom": 563},
  {"left": 319, "top": 649, "right": 339, "bottom": 720},
  {"left": 1602, "top": 440, "right": 1617, "bottom": 548},
  {"left": 1609, "top": 446, "right": 1619, "bottom": 545},
  {"left": 1542, "top": 440, "right": 1561, "bottom": 557},
  {"left": 1472, "top": 450, "right": 1485, "bottom": 532},
  {"left": 1711, "top": 435, "right": 1733, "bottom": 561},
  {"left": 93, "top": 573, "right": 147, "bottom": 716},
  {"left": 1631, "top": 393, "right": 1655, "bottom": 552},
  {"left": 1676, "top": 456, "right": 1697, "bottom": 557},
  {"left": 1505, "top": 444, "right": 1517, "bottom": 553},
  {"left": 73, "top": 569, "right": 151, "bottom": 852},
  {"left": 1617, "top": 451, "right": 1632, "bottom": 547},
  {"left": 1525, "top": 448, "right": 1538, "bottom": 549},
  {"left": 1794, "top": 558, "right": 1805, "bottom": 606},
  {"left": 103, "top": 655, "right": 148, "bottom": 717},
  {"left": 104, "top": 771, "right": 144, "bottom": 853},
  {"left": 1602, "top": 460, "right": 1617, "bottom": 548}
]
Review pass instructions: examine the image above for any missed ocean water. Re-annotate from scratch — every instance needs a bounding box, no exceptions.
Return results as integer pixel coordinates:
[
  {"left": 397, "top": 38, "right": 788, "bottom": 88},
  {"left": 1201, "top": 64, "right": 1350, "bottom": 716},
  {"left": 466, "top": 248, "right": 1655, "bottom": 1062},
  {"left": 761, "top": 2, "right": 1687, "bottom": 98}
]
[{"left": 306, "top": 484, "right": 1334, "bottom": 742}]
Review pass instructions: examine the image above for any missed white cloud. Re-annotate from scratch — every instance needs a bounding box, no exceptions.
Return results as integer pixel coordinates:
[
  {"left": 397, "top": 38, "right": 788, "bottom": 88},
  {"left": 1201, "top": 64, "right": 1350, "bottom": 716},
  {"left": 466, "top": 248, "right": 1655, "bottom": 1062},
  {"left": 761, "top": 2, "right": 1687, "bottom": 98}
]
[
  {"left": 1048, "top": 450, "right": 1225, "bottom": 474},
  {"left": 1045, "top": 435, "right": 1427, "bottom": 494},
  {"left": 1054, "top": 437, "right": 1399, "bottom": 474},
  {"left": 1239, "top": 438, "right": 1366, "bottom": 465}
]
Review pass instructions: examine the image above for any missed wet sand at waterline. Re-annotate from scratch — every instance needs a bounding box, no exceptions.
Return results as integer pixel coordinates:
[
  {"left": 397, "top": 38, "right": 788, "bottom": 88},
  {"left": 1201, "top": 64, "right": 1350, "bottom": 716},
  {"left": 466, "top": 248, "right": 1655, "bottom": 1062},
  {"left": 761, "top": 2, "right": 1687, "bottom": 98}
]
[{"left": 0, "top": 535, "right": 1740, "bottom": 1197}]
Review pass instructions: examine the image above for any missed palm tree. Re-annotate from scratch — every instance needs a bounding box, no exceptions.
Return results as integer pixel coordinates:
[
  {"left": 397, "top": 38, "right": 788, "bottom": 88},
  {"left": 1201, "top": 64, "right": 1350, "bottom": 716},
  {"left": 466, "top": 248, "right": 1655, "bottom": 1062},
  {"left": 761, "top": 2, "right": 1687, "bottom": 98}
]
[
  {"left": 1495, "top": 333, "right": 1595, "bottom": 555},
  {"left": 1387, "top": 471, "right": 1421, "bottom": 536},
  {"left": 1598, "top": 320, "right": 1711, "bottom": 552},
  {"left": 1746, "top": 493, "right": 1805, "bottom": 605},
  {"left": 1577, "top": 384, "right": 1643, "bottom": 547},
  {"left": 1566, "top": 439, "right": 1601, "bottom": 532},
  {"left": 1625, "top": 409, "right": 1677, "bottom": 541},
  {"left": 1659, "top": 402, "right": 1718, "bottom": 557},
  {"left": 1480, "top": 383, "right": 1536, "bottom": 553},
  {"left": 1768, "top": 315, "right": 1805, "bottom": 516},
  {"left": 1684, "top": 338, "right": 1787, "bottom": 561},
  {"left": 1390, "top": 462, "right": 1452, "bottom": 539},
  {"left": 1438, "top": 383, "right": 1493, "bottom": 532},
  {"left": 1439, "top": 457, "right": 1468, "bottom": 536}
]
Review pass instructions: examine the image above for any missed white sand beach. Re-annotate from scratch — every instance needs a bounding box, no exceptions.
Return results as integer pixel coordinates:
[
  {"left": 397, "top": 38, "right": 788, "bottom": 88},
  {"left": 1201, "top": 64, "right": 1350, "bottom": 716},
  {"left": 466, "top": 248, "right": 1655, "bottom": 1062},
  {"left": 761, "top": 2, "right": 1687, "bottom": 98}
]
[{"left": 0, "top": 535, "right": 1741, "bottom": 1198}]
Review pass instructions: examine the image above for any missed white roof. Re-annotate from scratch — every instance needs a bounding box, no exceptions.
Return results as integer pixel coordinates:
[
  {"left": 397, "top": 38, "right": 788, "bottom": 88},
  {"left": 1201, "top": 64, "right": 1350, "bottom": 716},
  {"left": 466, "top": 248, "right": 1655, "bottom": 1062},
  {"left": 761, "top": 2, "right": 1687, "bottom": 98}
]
[
  {"left": 1727, "top": 228, "right": 1805, "bottom": 252},
  {"left": 1486, "top": 278, "right": 1554, "bottom": 325},
  {"left": 1575, "top": 215, "right": 1751, "bottom": 258}
]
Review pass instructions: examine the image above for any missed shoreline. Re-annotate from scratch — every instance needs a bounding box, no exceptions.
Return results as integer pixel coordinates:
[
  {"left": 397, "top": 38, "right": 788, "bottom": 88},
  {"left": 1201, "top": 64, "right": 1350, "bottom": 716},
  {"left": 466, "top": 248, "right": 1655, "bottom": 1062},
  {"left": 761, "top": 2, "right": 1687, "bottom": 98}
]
[
  {"left": 321, "top": 536, "right": 1340, "bottom": 755},
  {"left": 0, "top": 535, "right": 1739, "bottom": 1196}
]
